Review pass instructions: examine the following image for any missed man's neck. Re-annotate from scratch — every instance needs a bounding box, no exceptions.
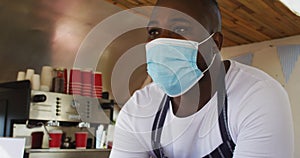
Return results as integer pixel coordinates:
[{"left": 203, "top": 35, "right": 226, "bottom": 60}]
[{"left": 171, "top": 60, "right": 230, "bottom": 117}]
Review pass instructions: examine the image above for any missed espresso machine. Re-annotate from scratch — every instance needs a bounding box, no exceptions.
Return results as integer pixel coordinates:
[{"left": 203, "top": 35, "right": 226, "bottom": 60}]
[
  {"left": 0, "top": 81, "right": 114, "bottom": 158},
  {"left": 28, "top": 90, "right": 112, "bottom": 125}
]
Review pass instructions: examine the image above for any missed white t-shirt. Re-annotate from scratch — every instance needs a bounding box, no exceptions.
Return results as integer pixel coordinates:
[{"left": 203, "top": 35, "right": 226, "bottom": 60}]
[{"left": 110, "top": 61, "right": 294, "bottom": 158}]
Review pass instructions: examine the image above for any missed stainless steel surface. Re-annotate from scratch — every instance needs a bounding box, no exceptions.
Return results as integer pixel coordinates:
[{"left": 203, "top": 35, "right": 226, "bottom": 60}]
[
  {"left": 30, "top": 90, "right": 111, "bottom": 124},
  {"left": 25, "top": 149, "right": 111, "bottom": 158},
  {"left": 30, "top": 91, "right": 77, "bottom": 122},
  {"left": 14, "top": 90, "right": 112, "bottom": 149}
]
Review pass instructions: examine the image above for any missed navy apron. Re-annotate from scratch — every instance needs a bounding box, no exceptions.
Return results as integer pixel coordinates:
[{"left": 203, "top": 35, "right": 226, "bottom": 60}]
[{"left": 151, "top": 93, "right": 236, "bottom": 158}]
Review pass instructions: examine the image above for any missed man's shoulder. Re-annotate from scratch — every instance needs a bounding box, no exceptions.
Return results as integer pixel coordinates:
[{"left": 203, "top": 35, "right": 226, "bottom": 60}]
[
  {"left": 226, "top": 60, "right": 282, "bottom": 91},
  {"left": 226, "top": 60, "right": 288, "bottom": 112},
  {"left": 119, "top": 83, "right": 165, "bottom": 119},
  {"left": 131, "top": 82, "right": 165, "bottom": 106},
  {"left": 226, "top": 61, "right": 291, "bottom": 146}
]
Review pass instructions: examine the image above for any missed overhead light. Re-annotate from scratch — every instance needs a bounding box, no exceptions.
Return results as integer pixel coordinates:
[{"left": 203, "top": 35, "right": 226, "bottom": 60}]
[{"left": 279, "top": 0, "right": 300, "bottom": 16}]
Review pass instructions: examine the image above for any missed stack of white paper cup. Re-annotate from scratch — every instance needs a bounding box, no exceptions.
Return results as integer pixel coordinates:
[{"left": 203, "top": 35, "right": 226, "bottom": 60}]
[
  {"left": 40, "top": 66, "right": 53, "bottom": 91},
  {"left": 25, "top": 69, "right": 35, "bottom": 81},
  {"left": 31, "top": 74, "right": 40, "bottom": 91},
  {"left": 16, "top": 71, "right": 25, "bottom": 81}
]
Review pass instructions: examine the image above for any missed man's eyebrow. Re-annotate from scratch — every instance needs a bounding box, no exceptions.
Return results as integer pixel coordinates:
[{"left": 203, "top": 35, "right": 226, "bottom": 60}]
[
  {"left": 147, "top": 18, "right": 191, "bottom": 28},
  {"left": 170, "top": 18, "right": 192, "bottom": 24},
  {"left": 147, "top": 20, "right": 159, "bottom": 27}
]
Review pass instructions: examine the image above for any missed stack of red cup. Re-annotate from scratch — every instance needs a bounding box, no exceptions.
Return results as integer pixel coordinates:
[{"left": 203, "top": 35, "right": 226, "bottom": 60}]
[
  {"left": 69, "top": 69, "right": 82, "bottom": 95},
  {"left": 92, "top": 72, "right": 102, "bottom": 98},
  {"left": 64, "top": 68, "right": 68, "bottom": 94},
  {"left": 82, "top": 70, "right": 93, "bottom": 97}
]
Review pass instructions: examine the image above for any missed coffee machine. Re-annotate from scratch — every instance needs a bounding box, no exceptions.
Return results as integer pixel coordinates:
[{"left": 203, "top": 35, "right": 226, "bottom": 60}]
[
  {"left": 29, "top": 90, "right": 112, "bottom": 125},
  {"left": 0, "top": 81, "right": 113, "bottom": 157}
]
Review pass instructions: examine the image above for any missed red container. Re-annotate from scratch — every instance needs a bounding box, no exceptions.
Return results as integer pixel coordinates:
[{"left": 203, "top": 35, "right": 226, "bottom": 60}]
[
  {"left": 82, "top": 70, "right": 92, "bottom": 85},
  {"left": 64, "top": 69, "right": 68, "bottom": 93},
  {"left": 69, "top": 83, "right": 82, "bottom": 92},
  {"left": 93, "top": 72, "right": 102, "bottom": 87},
  {"left": 75, "top": 132, "right": 88, "bottom": 149},
  {"left": 81, "top": 70, "right": 93, "bottom": 97},
  {"left": 69, "top": 69, "right": 82, "bottom": 83},
  {"left": 82, "top": 87, "right": 92, "bottom": 97},
  {"left": 93, "top": 72, "right": 102, "bottom": 98},
  {"left": 49, "top": 130, "right": 63, "bottom": 149},
  {"left": 69, "top": 69, "right": 82, "bottom": 95},
  {"left": 31, "top": 131, "right": 44, "bottom": 149}
]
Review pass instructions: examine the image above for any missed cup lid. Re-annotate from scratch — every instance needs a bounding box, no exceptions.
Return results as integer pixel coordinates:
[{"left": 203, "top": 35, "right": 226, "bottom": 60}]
[
  {"left": 49, "top": 130, "right": 63, "bottom": 134},
  {"left": 75, "top": 131, "right": 88, "bottom": 134}
]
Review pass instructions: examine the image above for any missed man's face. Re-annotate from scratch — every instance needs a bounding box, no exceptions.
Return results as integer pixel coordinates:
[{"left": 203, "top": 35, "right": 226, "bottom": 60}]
[{"left": 147, "top": 0, "right": 219, "bottom": 70}]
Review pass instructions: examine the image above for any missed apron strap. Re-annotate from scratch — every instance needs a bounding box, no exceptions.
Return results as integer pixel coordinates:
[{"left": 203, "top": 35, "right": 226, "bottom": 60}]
[{"left": 151, "top": 95, "right": 170, "bottom": 158}]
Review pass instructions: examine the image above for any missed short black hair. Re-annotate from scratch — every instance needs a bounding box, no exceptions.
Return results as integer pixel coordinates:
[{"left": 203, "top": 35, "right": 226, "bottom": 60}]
[
  {"left": 203, "top": 0, "right": 222, "bottom": 32},
  {"left": 155, "top": 0, "right": 222, "bottom": 32},
  {"left": 212, "top": 0, "right": 219, "bottom": 6}
]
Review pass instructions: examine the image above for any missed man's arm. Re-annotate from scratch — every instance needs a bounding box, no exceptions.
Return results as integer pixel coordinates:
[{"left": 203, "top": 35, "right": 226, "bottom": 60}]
[
  {"left": 232, "top": 81, "right": 294, "bottom": 158},
  {"left": 109, "top": 104, "right": 149, "bottom": 158}
]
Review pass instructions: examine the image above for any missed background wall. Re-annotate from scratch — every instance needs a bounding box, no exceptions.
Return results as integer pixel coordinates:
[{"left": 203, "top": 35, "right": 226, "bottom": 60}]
[
  {"left": 0, "top": 0, "right": 148, "bottom": 103},
  {"left": 0, "top": 0, "right": 122, "bottom": 82},
  {"left": 221, "top": 35, "right": 300, "bottom": 158}
]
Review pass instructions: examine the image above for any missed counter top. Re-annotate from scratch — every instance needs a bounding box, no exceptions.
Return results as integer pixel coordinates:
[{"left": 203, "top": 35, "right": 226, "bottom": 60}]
[
  {"left": 25, "top": 149, "right": 111, "bottom": 158},
  {"left": 25, "top": 148, "right": 111, "bottom": 153}
]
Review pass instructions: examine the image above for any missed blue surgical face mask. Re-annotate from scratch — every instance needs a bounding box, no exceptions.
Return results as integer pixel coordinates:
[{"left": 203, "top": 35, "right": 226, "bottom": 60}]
[{"left": 146, "top": 33, "right": 216, "bottom": 97}]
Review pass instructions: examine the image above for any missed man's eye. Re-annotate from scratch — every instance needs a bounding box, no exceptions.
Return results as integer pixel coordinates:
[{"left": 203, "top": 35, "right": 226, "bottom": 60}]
[
  {"left": 173, "top": 27, "right": 188, "bottom": 34},
  {"left": 148, "top": 28, "right": 160, "bottom": 36}
]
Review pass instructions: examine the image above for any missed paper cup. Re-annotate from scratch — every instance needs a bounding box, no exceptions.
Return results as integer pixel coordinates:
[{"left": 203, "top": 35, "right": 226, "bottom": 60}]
[
  {"left": 82, "top": 70, "right": 92, "bottom": 85},
  {"left": 25, "top": 69, "right": 35, "bottom": 81},
  {"left": 93, "top": 72, "right": 102, "bottom": 98},
  {"left": 41, "top": 66, "right": 53, "bottom": 88},
  {"left": 69, "top": 83, "right": 82, "bottom": 95},
  {"left": 64, "top": 69, "right": 68, "bottom": 93},
  {"left": 75, "top": 132, "right": 88, "bottom": 149},
  {"left": 31, "top": 74, "right": 40, "bottom": 91},
  {"left": 17, "top": 71, "right": 25, "bottom": 81},
  {"left": 49, "top": 130, "right": 63, "bottom": 149},
  {"left": 31, "top": 131, "right": 44, "bottom": 149},
  {"left": 70, "top": 69, "right": 82, "bottom": 83},
  {"left": 69, "top": 69, "right": 82, "bottom": 94},
  {"left": 93, "top": 72, "right": 102, "bottom": 87}
]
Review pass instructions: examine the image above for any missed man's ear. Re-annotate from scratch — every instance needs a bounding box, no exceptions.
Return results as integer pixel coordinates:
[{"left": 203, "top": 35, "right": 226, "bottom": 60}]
[{"left": 213, "top": 32, "right": 223, "bottom": 50}]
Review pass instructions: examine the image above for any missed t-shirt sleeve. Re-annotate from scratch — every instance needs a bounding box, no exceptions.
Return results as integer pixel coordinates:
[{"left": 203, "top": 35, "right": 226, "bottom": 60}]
[
  {"left": 109, "top": 101, "right": 149, "bottom": 158},
  {"left": 231, "top": 81, "right": 294, "bottom": 158}
]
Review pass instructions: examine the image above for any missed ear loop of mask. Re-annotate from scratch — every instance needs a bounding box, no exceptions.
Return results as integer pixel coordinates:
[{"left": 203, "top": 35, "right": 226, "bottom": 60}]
[
  {"left": 198, "top": 33, "right": 215, "bottom": 45},
  {"left": 196, "top": 32, "right": 217, "bottom": 74},
  {"left": 202, "top": 53, "right": 217, "bottom": 74}
]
